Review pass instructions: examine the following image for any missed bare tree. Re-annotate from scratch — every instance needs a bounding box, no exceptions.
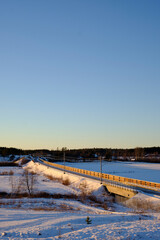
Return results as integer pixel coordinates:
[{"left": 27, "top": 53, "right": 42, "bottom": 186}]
[
  {"left": 9, "top": 170, "right": 37, "bottom": 196},
  {"left": 22, "top": 170, "right": 37, "bottom": 196}
]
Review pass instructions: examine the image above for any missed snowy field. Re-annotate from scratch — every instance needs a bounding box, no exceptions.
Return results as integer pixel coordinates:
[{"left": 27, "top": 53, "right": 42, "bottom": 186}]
[
  {"left": 0, "top": 208, "right": 160, "bottom": 240},
  {"left": 0, "top": 156, "right": 11, "bottom": 162},
  {"left": 0, "top": 159, "right": 160, "bottom": 239},
  {"left": 58, "top": 160, "right": 160, "bottom": 183}
]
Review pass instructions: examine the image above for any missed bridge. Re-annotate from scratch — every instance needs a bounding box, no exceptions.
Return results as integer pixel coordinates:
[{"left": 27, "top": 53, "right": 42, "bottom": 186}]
[{"left": 37, "top": 158, "right": 160, "bottom": 199}]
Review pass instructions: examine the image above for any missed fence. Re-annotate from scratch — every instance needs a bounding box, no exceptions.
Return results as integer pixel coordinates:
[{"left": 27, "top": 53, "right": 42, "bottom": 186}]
[{"left": 40, "top": 159, "right": 160, "bottom": 190}]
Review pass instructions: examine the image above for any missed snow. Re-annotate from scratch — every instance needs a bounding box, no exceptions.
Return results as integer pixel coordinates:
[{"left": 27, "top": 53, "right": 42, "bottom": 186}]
[
  {"left": 0, "top": 156, "right": 10, "bottom": 162},
  {"left": 59, "top": 160, "right": 160, "bottom": 183},
  {"left": 0, "top": 155, "right": 24, "bottom": 162},
  {"left": 0, "top": 159, "right": 160, "bottom": 239},
  {"left": 0, "top": 208, "right": 160, "bottom": 239},
  {"left": 24, "top": 160, "right": 102, "bottom": 195},
  {"left": 125, "top": 192, "right": 160, "bottom": 212}
]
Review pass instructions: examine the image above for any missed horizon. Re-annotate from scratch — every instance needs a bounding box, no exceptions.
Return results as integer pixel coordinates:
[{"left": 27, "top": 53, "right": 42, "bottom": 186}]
[
  {"left": 1, "top": 0, "right": 160, "bottom": 149},
  {"left": 0, "top": 143, "right": 160, "bottom": 151}
]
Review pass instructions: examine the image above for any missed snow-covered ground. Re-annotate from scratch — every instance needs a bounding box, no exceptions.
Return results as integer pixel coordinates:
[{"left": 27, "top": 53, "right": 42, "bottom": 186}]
[
  {"left": 58, "top": 160, "right": 160, "bottom": 183},
  {"left": 0, "top": 160, "right": 160, "bottom": 239},
  {"left": 0, "top": 155, "right": 31, "bottom": 162},
  {"left": 0, "top": 156, "right": 10, "bottom": 162},
  {"left": 0, "top": 208, "right": 160, "bottom": 240}
]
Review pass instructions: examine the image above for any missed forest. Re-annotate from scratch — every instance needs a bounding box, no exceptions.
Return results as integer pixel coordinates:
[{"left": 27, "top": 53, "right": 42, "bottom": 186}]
[{"left": 0, "top": 146, "right": 160, "bottom": 163}]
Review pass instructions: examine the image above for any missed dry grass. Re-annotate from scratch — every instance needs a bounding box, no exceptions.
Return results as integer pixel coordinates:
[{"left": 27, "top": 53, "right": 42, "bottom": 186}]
[
  {"left": 59, "top": 203, "right": 74, "bottom": 211},
  {"left": 32, "top": 207, "right": 57, "bottom": 211},
  {"left": 45, "top": 174, "right": 58, "bottom": 181},
  {"left": 87, "top": 194, "right": 109, "bottom": 210},
  {"left": 125, "top": 198, "right": 160, "bottom": 212},
  {"left": 101, "top": 202, "right": 108, "bottom": 210},
  {"left": 0, "top": 200, "right": 22, "bottom": 208},
  {"left": 8, "top": 170, "right": 37, "bottom": 196},
  {"left": 0, "top": 170, "right": 14, "bottom": 176},
  {"left": 43, "top": 174, "right": 110, "bottom": 211},
  {"left": 0, "top": 189, "right": 111, "bottom": 212},
  {"left": 79, "top": 181, "right": 93, "bottom": 202},
  {"left": 44, "top": 174, "right": 71, "bottom": 186},
  {"left": 31, "top": 204, "right": 80, "bottom": 212},
  {"left": 61, "top": 177, "right": 70, "bottom": 186},
  {"left": 79, "top": 180, "right": 88, "bottom": 191},
  {"left": 0, "top": 171, "right": 9, "bottom": 175},
  {"left": 0, "top": 198, "right": 79, "bottom": 212}
]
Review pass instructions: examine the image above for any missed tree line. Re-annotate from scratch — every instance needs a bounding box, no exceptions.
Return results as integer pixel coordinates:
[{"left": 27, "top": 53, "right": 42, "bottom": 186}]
[{"left": 0, "top": 146, "right": 160, "bottom": 162}]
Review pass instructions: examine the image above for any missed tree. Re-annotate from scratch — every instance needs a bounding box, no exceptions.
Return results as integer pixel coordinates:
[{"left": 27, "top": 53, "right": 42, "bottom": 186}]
[
  {"left": 21, "top": 170, "right": 37, "bottom": 196},
  {"left": 135, "top": 147, "right": 144, "bottom": 160}
]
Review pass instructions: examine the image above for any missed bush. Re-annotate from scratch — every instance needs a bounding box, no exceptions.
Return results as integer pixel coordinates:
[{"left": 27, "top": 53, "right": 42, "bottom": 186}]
[
  {"left": 85, "top": 216, "right": 92, "bottom": 224},
  {"left": 61, "top": 177, "right": 70, "bottom": 186}
]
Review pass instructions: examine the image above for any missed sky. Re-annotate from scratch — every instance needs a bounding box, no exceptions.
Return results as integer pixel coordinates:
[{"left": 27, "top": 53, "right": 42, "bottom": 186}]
[{"left": 0, "top": 0, "right": 160, "bottom": 150}]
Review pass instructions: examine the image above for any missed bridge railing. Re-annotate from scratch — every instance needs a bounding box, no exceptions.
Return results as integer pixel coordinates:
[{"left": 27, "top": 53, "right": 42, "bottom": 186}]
[{"left": 40, "top": 159, "right": 160, "bottom": 191}]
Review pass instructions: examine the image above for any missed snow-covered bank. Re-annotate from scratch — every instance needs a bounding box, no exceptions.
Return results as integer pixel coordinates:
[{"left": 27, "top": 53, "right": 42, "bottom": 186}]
[
  {"left": 126, "top": 192, "right": 160, "bottom": 212},
  {"left": 24, "top": 160, "right": 103, "bottom": 195}
]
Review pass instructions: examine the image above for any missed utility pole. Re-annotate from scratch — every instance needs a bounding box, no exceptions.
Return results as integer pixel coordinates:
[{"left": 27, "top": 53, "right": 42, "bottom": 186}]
[
  {"left": 63, "top": 150, "right": 65, "bottom": 174},
  {"left": 100, "top": 156, "right": 102, "bottom": 184}
]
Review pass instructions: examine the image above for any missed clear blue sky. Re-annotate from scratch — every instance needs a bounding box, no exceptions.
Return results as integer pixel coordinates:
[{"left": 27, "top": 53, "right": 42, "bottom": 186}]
[{"left": 0, "top": 0, "right": 160, "bottom": 150}]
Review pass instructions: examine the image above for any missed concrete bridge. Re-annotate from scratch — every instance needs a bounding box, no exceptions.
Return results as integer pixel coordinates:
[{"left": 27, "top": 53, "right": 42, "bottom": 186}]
[
  {"left": 104, "top": 183, "right": 137, "bottom": 198},
  {"left": 37, "top": 158, "right": 160, "bottom": 199}
]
